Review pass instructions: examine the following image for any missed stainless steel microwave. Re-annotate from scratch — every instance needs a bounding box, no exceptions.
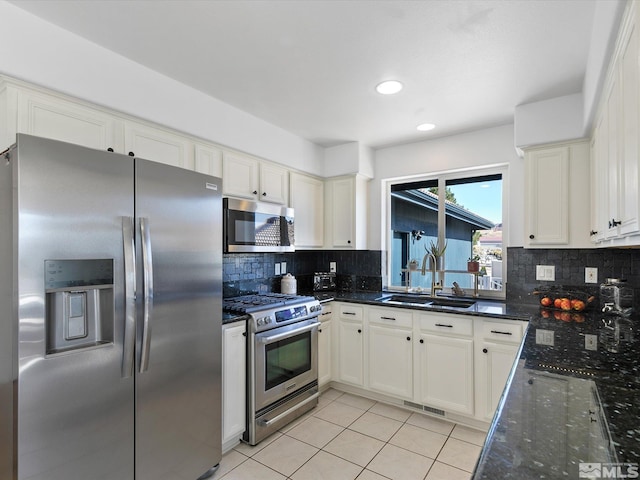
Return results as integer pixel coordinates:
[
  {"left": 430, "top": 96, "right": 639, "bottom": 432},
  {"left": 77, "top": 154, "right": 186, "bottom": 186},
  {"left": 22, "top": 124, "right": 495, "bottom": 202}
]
[{"left": 223, "top": 198, "right": 295, "bottom": 253}]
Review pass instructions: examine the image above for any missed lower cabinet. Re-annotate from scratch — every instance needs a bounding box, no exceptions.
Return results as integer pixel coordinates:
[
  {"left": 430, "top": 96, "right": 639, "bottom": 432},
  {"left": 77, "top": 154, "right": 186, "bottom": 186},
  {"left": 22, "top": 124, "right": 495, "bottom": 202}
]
[
  {"left": 336, "top": 304, "right": 365, "bottom": 386},
  {"left": 368, "top": 307, "right": 413, "bottom": 399},
  {"left": 318, "top": 303, "right": 333, "bottom": 387},
  {"left": 222, "top": 321, "right": 246, "bottom": 447}
]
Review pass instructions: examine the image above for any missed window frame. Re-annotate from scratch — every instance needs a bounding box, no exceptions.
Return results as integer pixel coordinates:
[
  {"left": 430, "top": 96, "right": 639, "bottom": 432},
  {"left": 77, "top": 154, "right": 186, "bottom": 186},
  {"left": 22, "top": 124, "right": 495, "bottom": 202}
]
[{"left": 384, "top": 164, "right": 509, "bottom": 299}]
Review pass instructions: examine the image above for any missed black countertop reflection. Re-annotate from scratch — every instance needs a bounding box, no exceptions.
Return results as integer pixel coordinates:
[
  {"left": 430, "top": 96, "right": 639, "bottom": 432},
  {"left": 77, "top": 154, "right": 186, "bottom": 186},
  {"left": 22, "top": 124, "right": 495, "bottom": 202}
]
[{"left": 473, "top": 311, "right": 640, "bottom": 479}]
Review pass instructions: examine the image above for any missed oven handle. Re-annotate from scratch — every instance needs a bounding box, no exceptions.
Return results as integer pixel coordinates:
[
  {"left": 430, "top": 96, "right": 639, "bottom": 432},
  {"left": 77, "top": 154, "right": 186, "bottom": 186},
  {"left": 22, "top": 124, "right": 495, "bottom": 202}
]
[
  {"left": 257, "top": 321, "right": 321, "bottom": 344},
  {"left": 258, "top": 392, "right": 320, "bottom": 427}
]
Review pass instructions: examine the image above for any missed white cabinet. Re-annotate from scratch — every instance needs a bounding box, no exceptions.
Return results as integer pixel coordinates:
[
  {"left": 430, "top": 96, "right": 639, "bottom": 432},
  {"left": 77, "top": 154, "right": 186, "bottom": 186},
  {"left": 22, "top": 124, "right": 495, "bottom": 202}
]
[
  {"left": 318, "top": 303, "right": 333, "bottom": 387},
  {"left": 324, "top": 175, "right": 368, "bottom": 249},
  {"left": 335, "top": 304, "right": 365, "bottom": 387},
  {"left": 289, "top": 172, "right": 324, "bottom": 248},
  {"left": 15, "top": 86, "right": 121, "bottom": 152},
  {"left": 124, "top": 121, "right": 193, "bottom": 169},
  {"left": 524, "top": 141, "right": 591, "bottom": 248},
  {"left": 474, "top": 319, "right": 524, "bottom": 421},
  {"left": 222, "top": 322, "right": 246, "bottom": 448},
  {"left": 368, "top": 307, "right": 413, "bottom": 399},
  {"left": 194, "top": 143, "right": 223, "bottom": 178},
  {"left": 222, "top": 152, "right": 288, "bottom": 204},
  {"left": 415, "top": 313, "right": 474, "bottom": 415}
]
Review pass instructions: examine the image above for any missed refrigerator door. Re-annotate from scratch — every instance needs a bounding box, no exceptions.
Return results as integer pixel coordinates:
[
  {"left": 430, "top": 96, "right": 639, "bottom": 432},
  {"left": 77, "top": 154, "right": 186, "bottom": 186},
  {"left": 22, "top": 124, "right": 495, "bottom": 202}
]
[
  {"left": 15, "top": 135, "right": 135, "bottom": 479},
  {"left": 134, "top": 159, "right": 222, "bottom": 480}
]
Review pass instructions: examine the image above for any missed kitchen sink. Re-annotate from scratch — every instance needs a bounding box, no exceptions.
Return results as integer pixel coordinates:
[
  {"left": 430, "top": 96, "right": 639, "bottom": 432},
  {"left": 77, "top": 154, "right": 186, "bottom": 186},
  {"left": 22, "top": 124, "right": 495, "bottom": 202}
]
[{"left": 376, "top": 294, "right": 476, "bottom": 309}]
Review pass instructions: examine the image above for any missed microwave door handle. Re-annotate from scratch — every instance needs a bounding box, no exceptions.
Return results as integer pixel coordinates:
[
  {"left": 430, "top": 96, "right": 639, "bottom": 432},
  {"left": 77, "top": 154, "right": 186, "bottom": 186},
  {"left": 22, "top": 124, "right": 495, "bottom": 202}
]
[
  {"left": 257, "top": 321, "right": 321, "bottom": 344},
  {"left": 139, "top": 217, "right": 154, "bottom": 373},
  {"left": 122, "top": 216, "right": 136, "bottom": 378}
]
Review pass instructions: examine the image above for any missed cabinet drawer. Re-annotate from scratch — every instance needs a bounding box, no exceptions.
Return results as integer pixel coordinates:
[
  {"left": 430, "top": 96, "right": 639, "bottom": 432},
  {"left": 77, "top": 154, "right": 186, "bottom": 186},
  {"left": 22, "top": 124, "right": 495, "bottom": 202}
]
[
  {"left": 338, "top": 304, "right": 363, "bottom": 321},
  {"left": 418, "top": 313, "right": 473, "bottom": 337},
  {"left": 369, "top": 307, "right": 413, "bottom": 329},
  {"left": 320, "top": 303, "right": 333, "bottom": 320},
  {"left": 481, "top": 321, "right": 523, "bottom": 343}
]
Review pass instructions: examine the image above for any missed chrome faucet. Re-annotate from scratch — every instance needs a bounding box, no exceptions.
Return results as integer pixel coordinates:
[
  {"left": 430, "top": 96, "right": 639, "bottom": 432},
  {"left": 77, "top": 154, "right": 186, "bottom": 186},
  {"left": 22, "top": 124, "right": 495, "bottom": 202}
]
[{"left": 421, "top": 252, "right": 443, "bottom": 297}]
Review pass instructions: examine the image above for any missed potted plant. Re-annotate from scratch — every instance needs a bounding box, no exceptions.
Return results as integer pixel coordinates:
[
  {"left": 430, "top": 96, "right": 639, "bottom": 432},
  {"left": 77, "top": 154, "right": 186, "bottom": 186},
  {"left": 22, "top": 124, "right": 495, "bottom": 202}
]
[
  {"left": 467, "top": 255, "right": 480, "bottom": 273},
  {"left": 426, "top": 239, "right": 447, "bottom": 271},
  {"left": 408, "top": 259, "right": 419, "bottom": 271}
]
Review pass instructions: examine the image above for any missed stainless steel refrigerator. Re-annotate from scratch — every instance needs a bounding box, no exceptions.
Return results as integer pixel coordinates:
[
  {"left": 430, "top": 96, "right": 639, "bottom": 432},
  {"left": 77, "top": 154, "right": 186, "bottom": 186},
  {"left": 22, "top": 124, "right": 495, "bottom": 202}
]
[{"left": 0, "top": 134, "right": 222, "bottom": 480}]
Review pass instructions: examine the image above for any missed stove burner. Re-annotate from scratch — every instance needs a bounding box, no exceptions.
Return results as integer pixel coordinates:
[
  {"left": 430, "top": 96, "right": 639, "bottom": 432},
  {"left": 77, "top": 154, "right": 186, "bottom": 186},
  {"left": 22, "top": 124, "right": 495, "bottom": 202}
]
[{"left": 223, "top": 293, "right": 315, "bottom": 314}]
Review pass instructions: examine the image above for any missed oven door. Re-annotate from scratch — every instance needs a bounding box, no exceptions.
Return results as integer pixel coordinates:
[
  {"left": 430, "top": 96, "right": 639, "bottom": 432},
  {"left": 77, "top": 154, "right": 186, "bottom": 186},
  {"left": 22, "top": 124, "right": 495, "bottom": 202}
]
[{"left": 254, "top": 318, "right": 319, "bottom": 411}]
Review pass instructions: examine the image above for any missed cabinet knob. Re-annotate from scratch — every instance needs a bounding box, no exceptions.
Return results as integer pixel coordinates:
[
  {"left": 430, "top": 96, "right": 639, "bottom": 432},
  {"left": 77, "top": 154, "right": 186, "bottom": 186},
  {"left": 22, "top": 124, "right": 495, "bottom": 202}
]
[
  {"left": 612, "top": 219, "right": 621, "bottom": 227},
  {"left": 262, "top": 192, "right": 267, "bottom": 196},
  {"left": 590, "top": 230, "right": 598, "bottom": 236},
  {"left": 529, "top": 234, "right": 535, "bottom": 240},
  {"left": 319, "top": 328, "right": 322, "bottom": 333},
  {"left": 128, "top": 151, "right": 135, "bottom": 157},
  {"left": 357, "top": 329, "right": 362, "bottom": 334},
  {"left": 252, "top": 190, "right": 258, "bottom": 195},
  {"left": 482, "top": 348, "right": 488, "bottom": 353},
  {"left": 528, "top": 378, "right": 533, "bottom": 385},
  {"left": 107, "top": 147, "right": 114, "bottom": 152},
  {"left": 406, "top": 336, "right": 411, "bottom": 341},
  {"left": 348, "top": 240, "right": 351, "bottom": 244},
  {"left": 419, "top": 339, "right": 424, "bottom": 344}
]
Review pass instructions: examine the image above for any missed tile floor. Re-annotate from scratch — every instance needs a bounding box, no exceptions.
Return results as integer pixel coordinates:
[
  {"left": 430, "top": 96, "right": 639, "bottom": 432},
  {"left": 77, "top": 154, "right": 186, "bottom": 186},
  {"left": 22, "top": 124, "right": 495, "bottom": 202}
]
[{"left": 216, "top": 389, "right": 486, "bottom": 480}]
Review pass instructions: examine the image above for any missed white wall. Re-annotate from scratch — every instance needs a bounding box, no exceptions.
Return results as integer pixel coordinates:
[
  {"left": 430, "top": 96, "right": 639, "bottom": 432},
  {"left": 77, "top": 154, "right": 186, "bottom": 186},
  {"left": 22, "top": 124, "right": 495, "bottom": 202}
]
[
  {"left": 370, "top": 124, "right": 524, "bottom": 251},
  {"left": 0, "top": 1, "right": 324, "bottom": 175}
]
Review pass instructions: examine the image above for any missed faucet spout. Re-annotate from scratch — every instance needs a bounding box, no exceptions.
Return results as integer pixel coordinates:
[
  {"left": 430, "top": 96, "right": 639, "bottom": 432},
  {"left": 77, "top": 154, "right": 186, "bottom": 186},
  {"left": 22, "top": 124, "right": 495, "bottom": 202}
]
[{"left": 421, "top": 252, "right": 443, "bottom": 297}]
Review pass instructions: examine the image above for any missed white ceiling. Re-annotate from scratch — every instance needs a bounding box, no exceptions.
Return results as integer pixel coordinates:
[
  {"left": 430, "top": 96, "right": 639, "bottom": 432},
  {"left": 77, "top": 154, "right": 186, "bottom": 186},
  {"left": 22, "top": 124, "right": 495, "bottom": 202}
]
[{"left": 9, "top": 0, "right": 597, "bottom": 149}]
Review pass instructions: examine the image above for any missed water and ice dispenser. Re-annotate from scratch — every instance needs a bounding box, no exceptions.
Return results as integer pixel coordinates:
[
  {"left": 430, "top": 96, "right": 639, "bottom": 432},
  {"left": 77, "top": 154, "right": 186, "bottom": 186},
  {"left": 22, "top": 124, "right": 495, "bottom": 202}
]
[{"left": 45, "top": 259, "right": 114, "bottom": 354}]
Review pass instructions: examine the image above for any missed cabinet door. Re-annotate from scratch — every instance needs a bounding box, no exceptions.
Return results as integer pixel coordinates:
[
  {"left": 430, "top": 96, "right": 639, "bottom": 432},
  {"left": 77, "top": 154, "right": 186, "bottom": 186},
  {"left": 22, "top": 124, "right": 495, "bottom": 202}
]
[
  {"left": 318, "top": 319, "right": 332, "bottom": 387},
  {"left": 337, "top": 319, "right": 364, "bottom": 386},
  {"left": 222, "top": 153, "right": 259, "bottom": 199},
  {"left": 260, "top": 163, "right": 288, "bottom": 204},
  {"left": 124, "top": 121, "right": 192, "bottom": 169},
  {"left": 476, "top": 340, "right": 518, "bottom": 420},
  {"left": 222, "top": 323, "right": 246, "bottom": 445},
  {"left": 194, "top": 143, "right": 222, "bottom": 178},
  {"left": 290, "top": 172, "right": 324, "bottom": 248},
  {"left": 525, "top": 146, "right": 569, "bottom": 246},
  {"left": 17, "top": 90, "right": 120, "bottom": 151},
  {"left": 369, "top": 325, "right": 413, "bottom": 399},
  {"left": 331, "top": 177, "right": 355, "bottom": 248},
  {"left": 417, "top": 333, "right": 474, "bottom": 415}
]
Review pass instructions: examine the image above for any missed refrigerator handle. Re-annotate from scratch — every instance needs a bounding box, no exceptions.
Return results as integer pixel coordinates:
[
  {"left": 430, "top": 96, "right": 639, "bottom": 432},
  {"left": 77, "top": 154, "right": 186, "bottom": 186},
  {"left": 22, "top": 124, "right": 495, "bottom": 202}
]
[
  {"left": 139, "top": 217, "right": 154, "bottom": 373},
  {"left": 122, "top": 216, "right": 136, "bottom": 378}
]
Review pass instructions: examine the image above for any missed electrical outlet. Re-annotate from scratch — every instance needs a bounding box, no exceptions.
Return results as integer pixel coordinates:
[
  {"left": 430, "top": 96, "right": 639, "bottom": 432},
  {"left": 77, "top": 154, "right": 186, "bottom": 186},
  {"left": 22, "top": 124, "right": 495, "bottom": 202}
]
[
  {"left": 535, "top": 329, "right": 554, "bottom": 346},
  {"left": 275, "top": 263, "right": 281, "bottom": 276},
  {"left": 536, "top": 265, "right": 555, "bottom": 281},
  {"left": 585, "top": 267, "right": 598, "bottom": 283},
  {"left": 330, "top": 261, "right": 337, "bottom": 273},
  {"left": 585, "top": 334, "right": 598, "bottom": 351},
  {"left": 281, "top": 262, "right": 287, "bottom": 274}
]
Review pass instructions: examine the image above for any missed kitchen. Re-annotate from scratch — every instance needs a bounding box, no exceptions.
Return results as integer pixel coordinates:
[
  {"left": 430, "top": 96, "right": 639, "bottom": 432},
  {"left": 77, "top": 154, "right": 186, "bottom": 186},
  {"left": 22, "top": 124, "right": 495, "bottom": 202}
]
[{"left": 1, "top": 1, "right": 639, "bottom": 479}]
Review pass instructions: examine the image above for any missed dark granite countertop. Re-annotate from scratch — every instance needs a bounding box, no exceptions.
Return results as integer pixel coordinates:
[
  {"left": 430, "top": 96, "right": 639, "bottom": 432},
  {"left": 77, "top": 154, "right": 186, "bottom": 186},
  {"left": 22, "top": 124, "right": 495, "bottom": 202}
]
[{"left": 473, "top": 310, "right": 640, "bottom": 479}]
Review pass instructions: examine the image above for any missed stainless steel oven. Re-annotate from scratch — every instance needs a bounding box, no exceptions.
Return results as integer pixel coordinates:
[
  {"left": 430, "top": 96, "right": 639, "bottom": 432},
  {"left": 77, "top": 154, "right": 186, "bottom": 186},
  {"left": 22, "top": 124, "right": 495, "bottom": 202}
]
[{"left": 223, "top": 294, "right": 321, "bottom": 445}]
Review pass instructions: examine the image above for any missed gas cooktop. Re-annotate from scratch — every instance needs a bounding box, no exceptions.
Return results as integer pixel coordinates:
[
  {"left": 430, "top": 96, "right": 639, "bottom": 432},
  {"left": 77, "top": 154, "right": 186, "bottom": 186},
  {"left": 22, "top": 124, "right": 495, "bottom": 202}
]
[{"left": 222, "top": 293, "right": 316, "bottom": 315}]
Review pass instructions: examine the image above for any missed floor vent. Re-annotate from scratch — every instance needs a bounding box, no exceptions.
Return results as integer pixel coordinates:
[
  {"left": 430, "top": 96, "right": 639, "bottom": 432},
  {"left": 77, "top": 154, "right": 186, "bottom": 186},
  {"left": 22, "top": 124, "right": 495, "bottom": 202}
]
[{"left": 402, "top": 401, "right": 446, "bottom": 417}]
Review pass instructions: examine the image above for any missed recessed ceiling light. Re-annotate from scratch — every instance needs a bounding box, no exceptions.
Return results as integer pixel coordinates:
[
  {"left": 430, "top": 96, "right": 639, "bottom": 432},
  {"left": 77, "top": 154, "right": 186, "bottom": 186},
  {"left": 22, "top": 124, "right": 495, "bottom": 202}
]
[
  {"left": 417, "top": 123, "right": 436, "bottom": 131},
  {"left": 376, "top": 80, "right": 403, "bottom": 95}
]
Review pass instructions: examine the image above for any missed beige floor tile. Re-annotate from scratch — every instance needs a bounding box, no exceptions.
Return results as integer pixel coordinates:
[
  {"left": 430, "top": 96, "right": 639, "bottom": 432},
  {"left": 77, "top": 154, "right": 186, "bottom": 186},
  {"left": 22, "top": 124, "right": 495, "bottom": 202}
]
[
  {"left": 348, "top": 411, "right": 403, "bottom": 442},
  {"left": 334, "top": 392, "right": 376, "bottom": 410},
  {"left": 252, "top": 434, "right": 319, "bottom": 477},
  {"left": 436, "top": 437, "right": 482, "bottom": 473},
  {"left": 323, "top": 429, "right": 385, "bottom": 467},
  {"left": 368, "top": 444, "right": 434, "bottom": 480},
  {"left": 356, "top": 469, "right": 389, "bottom": 480},
  {"left": 450, "top": 424, "right": 488, "bottom": 447},
  {"left": 291, "top": 451, "right": 363, "bottom": 480},
  {"left": 369, "top": 402, "right": 412, "bottom": 422},
  {"left": 320, "top": 388, "right": 344, "bottom": 401},
  {"left": 216, "top": 450, "right": 248, "bottom": 478},
  {"left": 426, "top": 461, "right": 472, "bottom": 480},
  {"left": 389, "top": 423, "right": 448, "bottom": 458},
  {"left": 218, "top": 458, "right": 286, "bottom": 480},
  {"left": 233, "top": 432, "right": 282, "bottom": 457},
  {"left": 406, "top": 412, "right": 455, "bottom": 435},
  {"left": 313, "top": 399, "right": 366, "bottom": 427},
  {"left": 286, "top": 416, "right": 345, "bottom": 448}
]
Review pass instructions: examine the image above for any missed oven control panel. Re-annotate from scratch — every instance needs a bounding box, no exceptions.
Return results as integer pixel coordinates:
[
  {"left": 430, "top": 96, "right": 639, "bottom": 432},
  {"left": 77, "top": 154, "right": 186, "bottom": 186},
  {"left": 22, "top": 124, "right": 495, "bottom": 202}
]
[{"left": 250, "top": 300, "right": 321, "bottom": 332}]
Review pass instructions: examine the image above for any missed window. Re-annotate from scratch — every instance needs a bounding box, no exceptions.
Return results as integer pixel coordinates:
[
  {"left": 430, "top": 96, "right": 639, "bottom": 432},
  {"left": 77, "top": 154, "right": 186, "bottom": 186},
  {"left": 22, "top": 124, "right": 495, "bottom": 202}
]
[{"left": 388, "top": 169, "right": 504, "bottom": 297}]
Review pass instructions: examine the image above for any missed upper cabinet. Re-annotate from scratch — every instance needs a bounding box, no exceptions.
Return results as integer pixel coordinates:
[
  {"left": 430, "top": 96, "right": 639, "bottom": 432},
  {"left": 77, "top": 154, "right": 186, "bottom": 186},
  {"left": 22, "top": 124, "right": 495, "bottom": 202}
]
[
  {"left": 289, "top": 172, "right": 324, "bottom": 248},
  {"left": 524, "top": 141, "right": 591, "bottom": 248},
  {"left": 591, "top": 2, "right": 640, "bottom": 245},
  {"left": 222, "top": 152, "right": 288, "bottom": 204},
  {"left": 324, "top": 175, "right": 368, "bottom": 249},
  {"left": 124, "top": 121, "right": 193, "bottom": 169}
]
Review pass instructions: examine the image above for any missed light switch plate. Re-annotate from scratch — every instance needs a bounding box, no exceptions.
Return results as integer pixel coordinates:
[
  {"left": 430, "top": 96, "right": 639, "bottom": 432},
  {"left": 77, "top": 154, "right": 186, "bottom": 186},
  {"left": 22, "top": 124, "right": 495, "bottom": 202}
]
[
  {"left": 585, "top": 267, "right": 598, "bottom": 283},
  {"left": 275, "top": 263, "right": 281, "bottom": 276},
  {"left": 585, "top": 334, "right": 598, "bottom": 351},
  {"left": 281, "top": 262, "right": 287, "bottom": 274},
  {"left": 535, "top": 329, "right": 554, "bottom": 346},
  {"left": 330, "top": 262, "right": 337, "bottom": 273},
  {"left": 536, "top": 265, "right": 555, "bottom": 281}
]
